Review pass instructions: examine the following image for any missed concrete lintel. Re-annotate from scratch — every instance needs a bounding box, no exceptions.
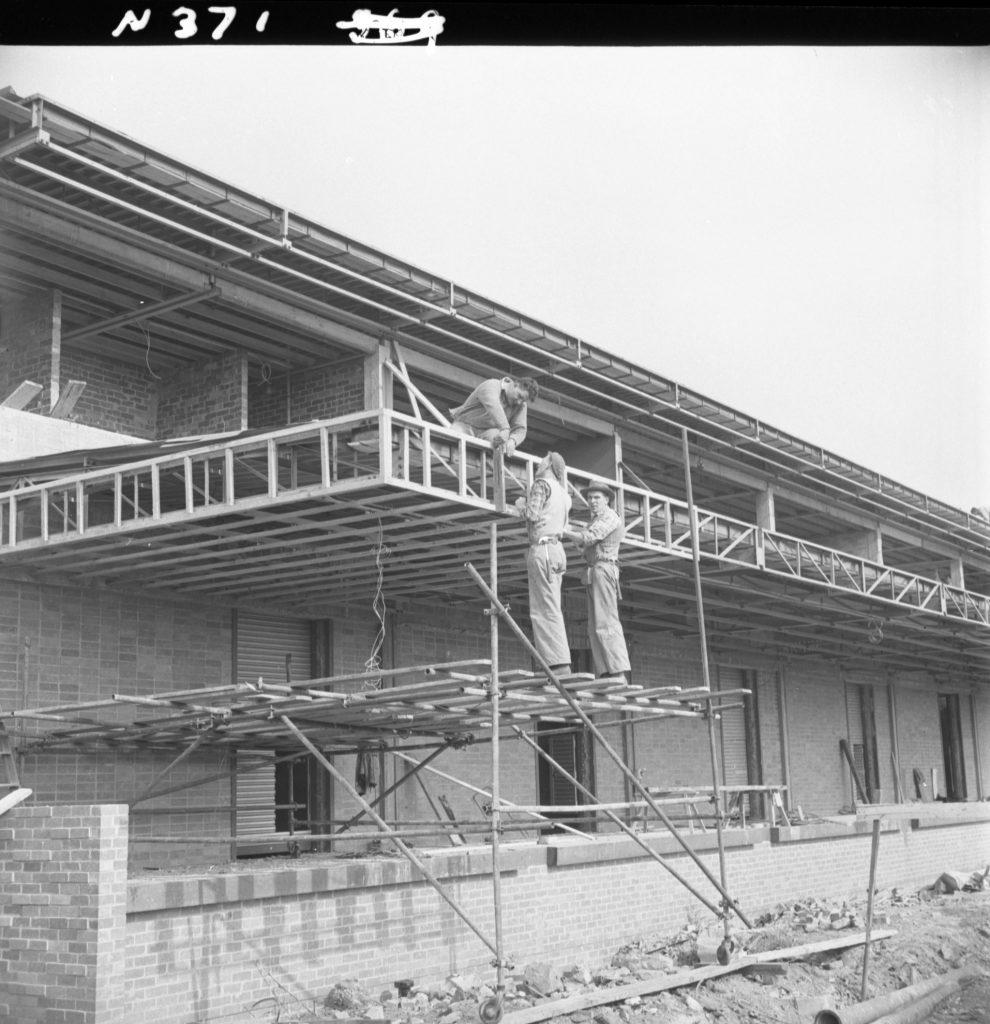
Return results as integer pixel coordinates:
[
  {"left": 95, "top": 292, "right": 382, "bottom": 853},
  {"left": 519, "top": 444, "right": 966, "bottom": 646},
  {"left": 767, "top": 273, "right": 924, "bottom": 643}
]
[{"left": 827, "top": 527, "right": 883, "bottom": 563}]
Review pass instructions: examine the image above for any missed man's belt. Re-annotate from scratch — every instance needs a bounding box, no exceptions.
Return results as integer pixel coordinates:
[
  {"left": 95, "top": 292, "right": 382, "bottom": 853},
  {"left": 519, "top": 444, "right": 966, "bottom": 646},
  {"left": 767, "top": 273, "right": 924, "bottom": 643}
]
[{"left": 535, "top": 536, "right": 561, "bottom": 545}]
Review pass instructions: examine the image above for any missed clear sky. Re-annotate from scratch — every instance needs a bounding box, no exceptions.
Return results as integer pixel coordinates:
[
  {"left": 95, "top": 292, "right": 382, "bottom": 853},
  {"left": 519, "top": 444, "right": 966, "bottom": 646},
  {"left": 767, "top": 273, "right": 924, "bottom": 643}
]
[{"left": 1, "top": 41, "right": 987, "bottom": 512}]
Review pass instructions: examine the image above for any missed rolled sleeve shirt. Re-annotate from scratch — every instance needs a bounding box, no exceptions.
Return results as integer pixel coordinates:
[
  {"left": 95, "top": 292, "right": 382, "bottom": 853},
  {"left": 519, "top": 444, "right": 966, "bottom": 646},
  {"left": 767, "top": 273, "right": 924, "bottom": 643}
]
[
  {"left": 449, "top": 378, "right": 528, "bottom": 448},
  {"left": 518, "top": 477, "right": 570, "bottom": 543},
  {"left": 576, "top": 506, "right": 624, "bottom": 564}
]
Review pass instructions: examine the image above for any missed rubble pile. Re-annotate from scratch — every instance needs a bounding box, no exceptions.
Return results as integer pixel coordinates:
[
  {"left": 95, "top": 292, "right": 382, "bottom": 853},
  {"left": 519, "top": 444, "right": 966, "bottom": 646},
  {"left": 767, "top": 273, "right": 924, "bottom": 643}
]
[
  {"left": 261, "top": 883, "right": 990, "bottom": 1024},
  {"left": 319, "top": 954, "right": 681, "bottom": 1024}
]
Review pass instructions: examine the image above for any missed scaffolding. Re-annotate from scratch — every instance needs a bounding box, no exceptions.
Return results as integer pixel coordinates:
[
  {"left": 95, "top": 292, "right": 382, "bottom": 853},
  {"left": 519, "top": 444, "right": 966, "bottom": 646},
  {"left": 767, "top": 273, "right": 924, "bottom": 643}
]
[
  {"left": 2, "top": 361, "right": 988, "bottom": 1015},
  {"left": 4, "top": 479, "right": 762, "bottom": 1023}
]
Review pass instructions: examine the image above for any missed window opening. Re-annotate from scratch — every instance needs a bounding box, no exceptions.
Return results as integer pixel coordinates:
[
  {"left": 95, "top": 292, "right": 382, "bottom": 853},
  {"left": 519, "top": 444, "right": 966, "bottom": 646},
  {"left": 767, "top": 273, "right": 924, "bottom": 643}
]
[
  {"left": 938, "top": 693, "right": 967, "bottom": 801},
  {"left": 536, "top": 648, "right": 597, "bottom": 833}
]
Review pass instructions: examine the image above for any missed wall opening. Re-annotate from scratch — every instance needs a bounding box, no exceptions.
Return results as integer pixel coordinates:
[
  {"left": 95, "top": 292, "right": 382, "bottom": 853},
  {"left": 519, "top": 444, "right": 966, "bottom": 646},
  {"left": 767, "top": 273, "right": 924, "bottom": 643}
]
[{"left": 939, "top": 693, "right": 967, "bottom": 801}]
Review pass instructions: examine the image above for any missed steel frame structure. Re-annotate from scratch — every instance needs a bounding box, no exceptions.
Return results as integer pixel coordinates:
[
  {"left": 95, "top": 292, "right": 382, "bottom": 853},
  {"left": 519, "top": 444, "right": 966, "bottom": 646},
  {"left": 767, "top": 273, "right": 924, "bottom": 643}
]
[
  {"left": 1, "top": 410, "right": 988, "bottom": 676},
  {"left": 1, "top": 87, "right": 988, "bottom": 1018},
  {"left": 2, "top": 88, "right": 989, "bottom": 564}
]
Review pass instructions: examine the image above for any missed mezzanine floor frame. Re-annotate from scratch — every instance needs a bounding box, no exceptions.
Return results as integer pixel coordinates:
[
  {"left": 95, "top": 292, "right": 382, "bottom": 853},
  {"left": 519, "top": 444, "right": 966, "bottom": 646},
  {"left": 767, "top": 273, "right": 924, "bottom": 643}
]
[{"left": 1, "top": 411, "right": 989, "bottom": 676}]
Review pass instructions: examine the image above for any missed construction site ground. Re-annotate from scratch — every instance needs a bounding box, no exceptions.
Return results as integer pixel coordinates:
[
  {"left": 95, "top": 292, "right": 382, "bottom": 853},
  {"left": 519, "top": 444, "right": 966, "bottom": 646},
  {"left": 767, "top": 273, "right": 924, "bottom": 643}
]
[{"left": 157, "top": 852, "right": 990, "bottom": 1024}]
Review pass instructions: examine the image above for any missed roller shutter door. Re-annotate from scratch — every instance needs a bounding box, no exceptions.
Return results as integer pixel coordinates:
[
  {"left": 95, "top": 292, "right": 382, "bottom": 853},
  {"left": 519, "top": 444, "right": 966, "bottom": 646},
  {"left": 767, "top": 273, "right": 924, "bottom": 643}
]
[
  {"left": 236, "top": 611, "right": 312, "bottom": 687},
  {"left": 235, "top": 612, "right": 312, "bottom": 838}
]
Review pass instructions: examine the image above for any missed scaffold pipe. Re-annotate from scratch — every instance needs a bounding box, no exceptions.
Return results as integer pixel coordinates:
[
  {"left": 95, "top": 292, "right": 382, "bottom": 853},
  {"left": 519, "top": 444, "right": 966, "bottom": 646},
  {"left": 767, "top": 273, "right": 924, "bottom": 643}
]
[
  {"left": 279, "top": 714, "right": 498, "bottom": 956},
  {"left": 486, "top": 522, "right": 508, "bottom": 1019},
  {"left": 465, "top": 562, "right": 752, "bottom": 929},
  {"left": 682, "top": 427, "right": 732, "bottom": 952},
  {"left": 513, "top": 727, "right": 723, "bottom": 918}
]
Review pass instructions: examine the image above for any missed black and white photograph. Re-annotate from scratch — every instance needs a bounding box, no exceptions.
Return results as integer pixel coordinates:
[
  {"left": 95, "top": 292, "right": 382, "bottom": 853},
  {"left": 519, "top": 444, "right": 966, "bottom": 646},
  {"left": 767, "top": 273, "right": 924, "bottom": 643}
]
[{"left": 1, "top": 8, "right": 989, "bottom": 1024}]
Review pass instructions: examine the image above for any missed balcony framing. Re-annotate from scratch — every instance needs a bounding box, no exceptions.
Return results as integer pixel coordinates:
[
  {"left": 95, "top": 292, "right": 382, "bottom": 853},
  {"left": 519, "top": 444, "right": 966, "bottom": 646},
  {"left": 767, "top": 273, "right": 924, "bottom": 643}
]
[{"left": 1, "top": 411, "right": 989, "bottom": 676}]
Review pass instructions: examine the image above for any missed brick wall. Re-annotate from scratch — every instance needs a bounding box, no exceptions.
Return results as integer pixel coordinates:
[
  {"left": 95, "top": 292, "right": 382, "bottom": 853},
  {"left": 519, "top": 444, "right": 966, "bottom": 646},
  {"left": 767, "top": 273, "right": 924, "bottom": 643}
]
[
  {"left": 0, "top": 803, "right": 128, "bottom": 1024},
  {"left": 4, "top": 803, "right": 987, "bottom": 1024},
  {"left": 0, "top": 579, "right": 233, "bottom": 870},
  {"left": 249, "top": 358, "right": 366, "bottom": 429},
  {"left": 782, "top": 661, "right": 849, "bottom": 811},
  {"left": 156, "top": 352, "right": 247, "bottom": 437},
  {"left": 975, "top": 688, "right": 990, "bottom": 798},
  {"left": 896, "top": 685, "right": 944, "bottom": 798},
  {"left": 67, "top": 815, "right": 990, "bottom": 1023},
  {"left": 58, "top": 348, "right": 158, "bottom": 438},
  {"left": 27, "top": 346, "right": 248, "bottom": 440},
  {"left": 0, "top": 290, "right": 59, "bottom": 414},
  {"left": 290, "top": 359, "right": 365, "bottom": 422},
  {"left": 3, "top": 572, "right": 982, "bottom": 865},
  {"left": 756, "top": 670, "right": 784, "bottom": 790}
]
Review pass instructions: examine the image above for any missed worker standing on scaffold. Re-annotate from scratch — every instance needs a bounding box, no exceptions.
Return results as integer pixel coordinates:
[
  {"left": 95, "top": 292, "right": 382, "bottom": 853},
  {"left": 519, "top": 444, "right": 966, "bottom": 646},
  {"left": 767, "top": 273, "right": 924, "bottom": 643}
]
[
  {"left": 564, "top": 480, "right": 631, "bottom": 680},
  {"left": 514, "top": 451, "right": 572, "bottom": 674}
]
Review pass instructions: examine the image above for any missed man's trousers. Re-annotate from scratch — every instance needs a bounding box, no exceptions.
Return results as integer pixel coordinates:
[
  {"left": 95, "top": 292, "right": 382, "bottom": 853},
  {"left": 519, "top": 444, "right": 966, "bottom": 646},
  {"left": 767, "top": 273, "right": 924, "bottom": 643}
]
[
  {"left": 586, "top": 561, "right": 631, "bottom": 677},
  {"left": 525, "top": 542, "right": 571, "bottom": 668}
]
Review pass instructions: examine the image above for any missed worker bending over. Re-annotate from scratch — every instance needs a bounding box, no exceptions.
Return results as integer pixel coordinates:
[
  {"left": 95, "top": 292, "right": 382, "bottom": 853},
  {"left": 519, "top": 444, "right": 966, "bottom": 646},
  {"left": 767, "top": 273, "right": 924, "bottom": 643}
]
[{"left": 449, "top": 376, "right": 539, "bottom": 457}]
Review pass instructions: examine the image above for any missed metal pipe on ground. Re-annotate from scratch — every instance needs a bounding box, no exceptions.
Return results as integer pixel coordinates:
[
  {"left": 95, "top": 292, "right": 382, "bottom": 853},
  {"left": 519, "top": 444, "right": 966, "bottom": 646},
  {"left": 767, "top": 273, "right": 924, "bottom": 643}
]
[
  {"left": 814, "top": 968, "right": 972, "bottom": 1024},
  {"left": 870, "top": 977, "right": 966, "bottom": 1024}
]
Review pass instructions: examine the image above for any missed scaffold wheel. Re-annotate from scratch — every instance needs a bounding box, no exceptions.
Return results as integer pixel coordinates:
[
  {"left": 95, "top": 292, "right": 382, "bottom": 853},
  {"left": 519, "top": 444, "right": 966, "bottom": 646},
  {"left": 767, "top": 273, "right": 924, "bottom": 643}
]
[{"left": 478, "top": 996, "right": 504, "bottom": 1024}]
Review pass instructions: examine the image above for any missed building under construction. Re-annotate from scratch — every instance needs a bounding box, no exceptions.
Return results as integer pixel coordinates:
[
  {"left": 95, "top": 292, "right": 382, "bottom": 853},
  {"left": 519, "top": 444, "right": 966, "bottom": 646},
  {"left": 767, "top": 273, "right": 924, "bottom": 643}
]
[{"left": 0, "top": 88, "right": 988, "bottom": 1024}]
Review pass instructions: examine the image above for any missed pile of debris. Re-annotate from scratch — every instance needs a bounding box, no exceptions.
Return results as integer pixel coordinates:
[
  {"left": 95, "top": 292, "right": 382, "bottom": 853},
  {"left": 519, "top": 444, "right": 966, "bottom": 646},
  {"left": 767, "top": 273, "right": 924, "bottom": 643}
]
[
  {"left": 255, "top": 881, "right": 990, "bottom": 1024},
  {"left": 926, "top": 864, "right": 990, "bottom": 895},
  {"left": 320, "top": 959, "right": 679, "bottom": 1024}
]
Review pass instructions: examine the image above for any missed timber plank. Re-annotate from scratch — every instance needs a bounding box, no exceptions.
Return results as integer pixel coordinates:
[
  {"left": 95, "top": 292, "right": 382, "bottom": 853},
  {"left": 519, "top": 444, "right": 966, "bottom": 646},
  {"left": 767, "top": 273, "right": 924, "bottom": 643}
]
[{"left": 500, "top": 930, "right": 896, "bottom": 1024}]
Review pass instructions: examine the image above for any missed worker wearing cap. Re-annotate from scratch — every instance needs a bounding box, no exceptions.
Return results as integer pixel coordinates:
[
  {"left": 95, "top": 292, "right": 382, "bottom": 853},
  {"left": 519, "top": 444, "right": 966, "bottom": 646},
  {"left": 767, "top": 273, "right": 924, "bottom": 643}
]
[
  {"left": 514, "top": 451, "right": 572, "bottom": 673},
  {"left": 449, "top": 376, "right": 539, "bottom": 457},
  {"left": 563, "top": 481, "right": 631, "bottom": 679}
]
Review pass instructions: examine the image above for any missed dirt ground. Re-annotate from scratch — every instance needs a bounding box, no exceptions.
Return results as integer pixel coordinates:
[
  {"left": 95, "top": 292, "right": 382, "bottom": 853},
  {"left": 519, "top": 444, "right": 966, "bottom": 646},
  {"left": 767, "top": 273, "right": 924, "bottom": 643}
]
[
  {"left": 228, "top": 871, "right": 990, "bottom": 1024},
  {"left": 600, "top": 887, "right": 990, "bottom": 1024}
]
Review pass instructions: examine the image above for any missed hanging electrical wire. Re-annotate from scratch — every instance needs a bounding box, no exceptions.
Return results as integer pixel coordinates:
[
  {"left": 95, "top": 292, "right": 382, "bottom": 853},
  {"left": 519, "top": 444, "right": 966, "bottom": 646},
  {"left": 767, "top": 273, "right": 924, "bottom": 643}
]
[
  {"left": 363, "top": 518, "right": 390, "bottom": 689},
  {"left": 140, "top": 323, "right": 163, "bottom": 380}
]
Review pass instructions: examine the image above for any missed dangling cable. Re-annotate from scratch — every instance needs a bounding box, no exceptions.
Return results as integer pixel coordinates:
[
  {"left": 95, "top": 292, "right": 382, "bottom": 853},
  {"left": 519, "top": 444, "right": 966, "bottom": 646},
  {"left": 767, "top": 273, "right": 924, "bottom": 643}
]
[
  {"left": 363, "top": 518, "right": 389, "bottom": 689},
  {"left": 140, "top": 323, "right": 163, "bottom": 380}
]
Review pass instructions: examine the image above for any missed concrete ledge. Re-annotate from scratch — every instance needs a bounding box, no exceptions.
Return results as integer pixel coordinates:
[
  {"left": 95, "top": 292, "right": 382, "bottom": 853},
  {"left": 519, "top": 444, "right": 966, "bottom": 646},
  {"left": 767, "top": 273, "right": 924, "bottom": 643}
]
[
  {"left": 547, "top": 827, "right": 771, "bottom": 867},
  {"left": 856, "top": 801, "right": 990, "bottom": 826},
  {"left": 908, "top": 806, "right": 990, "bottom": 831},
  {"left": 128, "top": 842, "right": 545, "bottom": 914},
  {"left": 770, "top": 819, "right": 899, "bottom": 843}
]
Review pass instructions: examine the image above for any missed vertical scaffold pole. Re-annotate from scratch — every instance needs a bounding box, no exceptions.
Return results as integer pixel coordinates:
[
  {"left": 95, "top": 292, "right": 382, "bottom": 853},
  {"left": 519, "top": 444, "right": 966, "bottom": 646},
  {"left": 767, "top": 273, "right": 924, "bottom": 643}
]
[
  {"left": 681, "top": 427, "right": 733, "bottom": 956},
  {"left": 464, "top": 563, "right": 751, "bottom": 929},
  {"left": 482, "top": 521, "right": 507, "bottom": 1024}
]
